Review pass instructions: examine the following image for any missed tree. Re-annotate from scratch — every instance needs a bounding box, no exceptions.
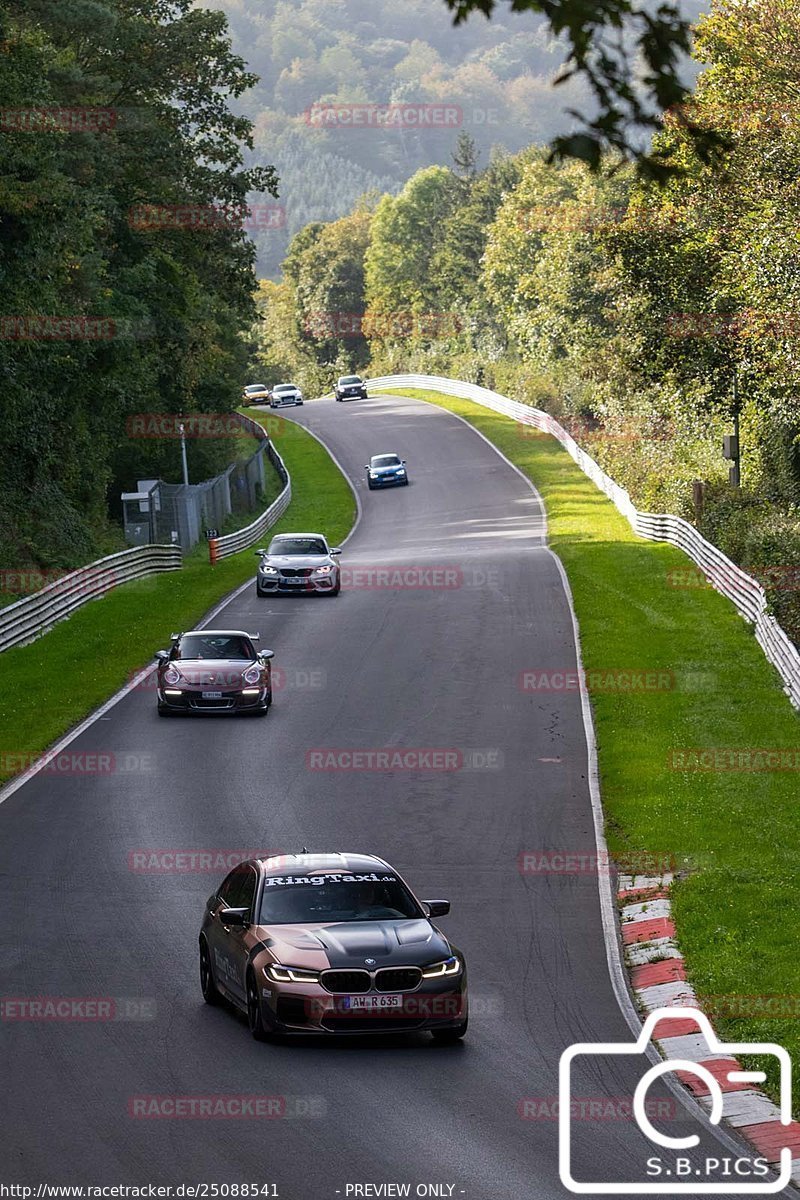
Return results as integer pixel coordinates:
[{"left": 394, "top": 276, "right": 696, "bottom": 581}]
[
  {"left": 438, "top": 0, "right": 717, "bottom": 176},
  {"left": 0, "top": 0, "right": 277, "bottom": 570},
  {"left": 452, "top": 131, "right": 479, "bottom": 180}
]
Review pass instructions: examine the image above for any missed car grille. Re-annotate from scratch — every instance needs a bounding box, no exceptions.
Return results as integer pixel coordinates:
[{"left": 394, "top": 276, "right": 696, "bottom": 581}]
[
  {"left": 189, "top": 695, "right": 237, "bottom": 710},
  {"left": 320, "top": 1016, "right": 426, "bottom": 1033},
  {"left": 280, "top": 567, "right": 314, "bottom": 578},
  {"left": 375, "top": 967, "right": 421, "bottom": 992},
  {"left": 320, "top": 969, "right": 371, "bottom": 994}
]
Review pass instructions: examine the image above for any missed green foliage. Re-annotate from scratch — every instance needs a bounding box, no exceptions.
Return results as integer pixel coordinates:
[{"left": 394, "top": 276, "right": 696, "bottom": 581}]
[{"left": 0, "top": 0, "right": 274, "bottom": 573}]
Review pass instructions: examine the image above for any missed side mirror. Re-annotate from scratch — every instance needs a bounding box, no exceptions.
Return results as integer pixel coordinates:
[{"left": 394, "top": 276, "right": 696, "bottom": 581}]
[
  {"left": 155, "top": 650, "right": 169, "bottom": 662},
  {"left": 330, "top": 548, "right": 341, "bottom": 556},
  {"left": 424, "top": 900, "right": 450, "bottom": 918},
  {"left": 219, "top": 907, "right": 249, "bottom": 927},
  {"left": 260, "top": 649, "right": 275, "bottom": 661},
  {"left": 254, "top": 548, "right": 266, "bottom": 557},
  {"left": 363, "top": 465, "right": 369, "bottom": 471}
]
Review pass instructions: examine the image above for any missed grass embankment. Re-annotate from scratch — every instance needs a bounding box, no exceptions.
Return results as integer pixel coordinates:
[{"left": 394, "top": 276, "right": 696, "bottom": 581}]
[
  {"left": 384, "top": 387, "right": 800, "bottom": 1102},
  {"left": 0, "top": 411, "right": 355, "bottom": 786}
]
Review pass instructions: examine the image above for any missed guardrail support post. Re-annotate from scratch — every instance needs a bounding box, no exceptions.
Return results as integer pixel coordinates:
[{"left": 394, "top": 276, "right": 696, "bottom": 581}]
[{"left": 208, "top": 538, "right": 219, "bottom": 566}]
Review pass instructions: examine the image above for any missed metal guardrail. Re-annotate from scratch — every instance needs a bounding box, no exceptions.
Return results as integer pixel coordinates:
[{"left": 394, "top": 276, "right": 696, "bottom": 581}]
[
  {"left": 1, "top": 412, "right": 292, "bottom": 651},
  {"left": 370, "top": 373, "right": 800, "bottom": 710},
  {"left": 212, "top": 414, "right": 292, "bottom": 560},
  {"left": 0, "top": 545, "right": 182, "bottom": 653}
]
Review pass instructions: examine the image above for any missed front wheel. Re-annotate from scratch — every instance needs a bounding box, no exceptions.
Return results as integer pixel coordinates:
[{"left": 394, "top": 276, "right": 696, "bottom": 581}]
[
  {"left": 200, "top": 940, "right": 221, "bottom": 1006},
  {"left": 247, "top": 971, "right": 271, "bottom": 1041}
]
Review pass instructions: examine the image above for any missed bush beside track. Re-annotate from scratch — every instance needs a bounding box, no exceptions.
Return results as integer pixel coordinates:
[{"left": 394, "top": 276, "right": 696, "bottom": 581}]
[
  {"left": 383, "top": 387, "right": 800, "bottom": 1109},
  {"left": 0, "top": 411, "right": 355, "bottom": 788}
]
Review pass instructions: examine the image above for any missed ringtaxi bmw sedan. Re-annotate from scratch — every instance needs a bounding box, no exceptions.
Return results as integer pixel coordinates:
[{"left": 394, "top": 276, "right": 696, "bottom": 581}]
[
  {"left": 199, "top": 852, "right": 468, "bottom": 1041},
  {"left": 155, "top": 629, "right": 274, "bottom": 716}
]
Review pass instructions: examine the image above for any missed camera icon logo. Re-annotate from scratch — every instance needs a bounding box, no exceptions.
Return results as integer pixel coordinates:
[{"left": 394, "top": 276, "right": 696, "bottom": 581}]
[{"left": 558, "top": 1007, "right": 792, "bottom": 1193}]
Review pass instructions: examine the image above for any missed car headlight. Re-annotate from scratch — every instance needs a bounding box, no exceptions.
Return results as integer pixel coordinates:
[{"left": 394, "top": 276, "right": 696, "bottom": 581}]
[
  {"left": 243, "top": 665, "right": 261, "bottom": 685},
  {"left": 369, "top": 471, "right": 378, "bottom": 478},
  {"left": 313, "top": 565, "right": 333, "bottom": 575},
  {"left": 260, "top": 564, "right": 279, "bottom": 575},
  {"left": 421, "top": 956, "right": 461, "bottom": 979},
  {"left": 265, "top": 963, "right": 320, "bottom": 984},
  {"left": 396, "top": 468, "right": 406, "bottom": 475},
  {"left": 163, "top": 666, "right": 182, "bottom": 686}
]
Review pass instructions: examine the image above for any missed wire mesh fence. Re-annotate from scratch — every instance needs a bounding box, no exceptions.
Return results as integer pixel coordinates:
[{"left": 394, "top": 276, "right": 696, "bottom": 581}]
[{"left": 123, "top": 439, "right": 268, "bottom": 551}]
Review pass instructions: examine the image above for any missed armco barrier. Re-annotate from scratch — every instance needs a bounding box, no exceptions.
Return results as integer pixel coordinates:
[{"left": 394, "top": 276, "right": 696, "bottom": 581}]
[
  {"left": 0, "top": 413, "right": 291, "bottom": 650},
  {"left": 212, "top": 414, "right": 291, "bottom": 560},
  {"left": 0, "top": 545, "right": 182, "bottom": 653},
  {"left": 370, "top": 374, "right": 800, "bottom": 710}
]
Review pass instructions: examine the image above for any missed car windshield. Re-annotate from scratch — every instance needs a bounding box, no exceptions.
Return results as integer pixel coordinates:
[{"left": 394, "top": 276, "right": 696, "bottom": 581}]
[
  {"left": 274, "top": 385, "right": 295, "bottom": 393},
  {"left": 174, "top": 634, "right": 254, "bottom": 660},
  {"left": 258, "top": 873, "right": 422, "bottom": 924},
  {"left": 267, "top": 537, "right": 326, "bottom": 556},
  {"left": 371, "top": 455, "right": 401, "bottom": 468},
  {"left": 340, "top": 376, "right": 361, "bottom": 384},
  {"left": 245, "top": 385, "right": 265, "bottom": 392}
]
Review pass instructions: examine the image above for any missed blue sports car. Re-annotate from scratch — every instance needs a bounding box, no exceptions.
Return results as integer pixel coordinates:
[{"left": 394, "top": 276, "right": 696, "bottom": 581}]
[{"left": 365, "top": 452, "right": 409, "bottom": 490}]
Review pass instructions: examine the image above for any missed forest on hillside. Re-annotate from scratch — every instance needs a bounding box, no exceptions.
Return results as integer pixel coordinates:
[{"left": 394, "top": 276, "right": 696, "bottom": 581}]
[
  {"left": 255, "top": 0, "right": 800, "bottom": 643},
  {"left": 211, "top": 0, "right": 702, "bottom": 275}
]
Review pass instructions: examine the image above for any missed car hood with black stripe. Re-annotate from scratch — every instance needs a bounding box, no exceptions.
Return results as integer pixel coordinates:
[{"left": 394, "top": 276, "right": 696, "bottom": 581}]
[{"left": 258, "top": 920, "right": 452, "bottom": 969}]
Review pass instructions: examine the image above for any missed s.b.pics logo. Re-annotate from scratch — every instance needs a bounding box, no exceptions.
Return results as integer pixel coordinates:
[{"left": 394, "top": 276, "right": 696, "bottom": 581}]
[{"left": 559, "top": 1009, "right": 792, "bottom": 1193}]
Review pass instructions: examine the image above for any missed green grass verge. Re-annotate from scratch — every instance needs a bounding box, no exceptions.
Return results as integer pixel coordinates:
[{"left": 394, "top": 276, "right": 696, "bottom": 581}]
[
  {"left": 0, "top": 410, "right": 355, "bottom": 785},
  {"left": 385, "top": 386, "right": 800, "bottom": 1103}
]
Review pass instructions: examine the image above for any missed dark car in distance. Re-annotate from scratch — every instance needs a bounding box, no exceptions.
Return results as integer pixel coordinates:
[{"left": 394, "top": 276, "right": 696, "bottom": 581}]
[{"left": 334, "top": 375, "right": 368, "bottom": 402}]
